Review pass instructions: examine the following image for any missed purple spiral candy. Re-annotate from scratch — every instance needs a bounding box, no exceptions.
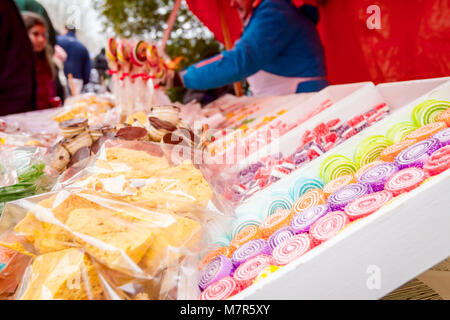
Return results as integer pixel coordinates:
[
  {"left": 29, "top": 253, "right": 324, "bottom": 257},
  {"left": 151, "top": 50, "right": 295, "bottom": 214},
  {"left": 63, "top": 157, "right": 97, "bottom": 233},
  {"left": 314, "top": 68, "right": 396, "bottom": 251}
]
[
  {"left": 432, "top": 128, "right": 450, "bottom": 147},
  {"left": 231, "top": 239, "right": 271, "bottom": 268},
  {"left": 290, "top": 205, "right": 330, "bottom": 234},
  {"left": 394, "top": 138, "right": 441, "bottom": 170},
  {"left": 198, "top": 255, "right": 233, "bottom": 291},
  {"left": 327, "top": 183, "right": 371, "bottom": 211},
  {"left": 268, "top": 226, "right": 295, "bottom": 250},
  {"left": 358, "top": 163, "right": 399, "bottom": 192}
]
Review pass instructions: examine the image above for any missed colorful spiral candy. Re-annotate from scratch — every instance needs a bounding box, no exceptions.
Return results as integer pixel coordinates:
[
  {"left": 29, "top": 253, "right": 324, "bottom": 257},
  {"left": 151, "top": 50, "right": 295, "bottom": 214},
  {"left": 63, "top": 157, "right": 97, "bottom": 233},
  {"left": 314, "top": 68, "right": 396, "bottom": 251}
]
[
  {"left": 268, "top": 227, "right": 295, "bottom": 251},
  {"left": 423, "top": 145, "right": 450, "bottom": 176},
  {"left": 386, "top": 122, "right": 418, "bottom": 143},
  {"left": 291, "top": 189, "right": 326, "bottom": 215},
  {"left": 233, "top": 254, "right": 272, "bottom": 289},
  {"left": 260, "top": 210, "right": 292, "bottom": 239},
  {"left": 384, "top": 167, "right": 427, "bottom": 196},
  {"left": 354, "top": 135, "right": 393, "bottom": 168},
  {"left": 327, "top": 183, "right": 371, "bottom": 211},
  {"left": 380, "top": 139, "right": 417, "bottom": 162},
  {"left": 290, "top": 204, "right": 330, "bottom": 234},
  {"left": 266, "top": 192, "right": 293, "bottom": 218},
  {"left": 323, "top": 174, "right": 356, "bottom": 197},
  {"left": 436, "top": 109, "right": 450, "bottom": 126},
  {"left": 106, "top": 37, "right": 117, "bottom": 62},
  {"left": 231, "top": 215, "right": 263, "bottom": 239},
  {"left": 199, "top": 247, "right": 231, "bottom": 270},
  {"left": 309, "top": 211, "right": 349, "bottom": 245},
  {"left": 231, "top": 239, "right": 271, "bottom": 268},
  {"left": 213, "top": 234, "right": 232, "bottom": 247},
  {"left": 394, "top": 138, "right": 441, "bottom": 169},
  {"left": 320, "top": 155, "right": 358, "bottom": 183},
  {"left": 355, "top": 160, "right": 385, "bottom": 178},
  {"left": 358, "top": 163, "right": 399, "bottom": 192},
  {"left": 344, "top": 190, "right": 393, "bottom": 221},
  {"left": 199, "top": 255, "right": 233, "bottom": 291},
  {"left": 432, "top": 127, "right": 450, "bottom": 147},
  {"left": 412, "top": 100, "right": 450, "bottom": 126},
  {"left": 131, "top": 40, "right": 148, "bottom": 67},
  {"left": 199, "top": 276, "right": 242, "bottom": 300},
  {"left": 271, "top": 233, "right": 312, "bottom": 266},
  {"left": 405, "top": 122, "right": 447, "bottom": 142},
  {"left": 288, "top": 177, "right": 326, "bottom": 202},
  {"left": 253, "top": 265, "right": 280, "bottom": 285},
  {"left": 230, "top": 225, "right": 262, "bottom": 253}
]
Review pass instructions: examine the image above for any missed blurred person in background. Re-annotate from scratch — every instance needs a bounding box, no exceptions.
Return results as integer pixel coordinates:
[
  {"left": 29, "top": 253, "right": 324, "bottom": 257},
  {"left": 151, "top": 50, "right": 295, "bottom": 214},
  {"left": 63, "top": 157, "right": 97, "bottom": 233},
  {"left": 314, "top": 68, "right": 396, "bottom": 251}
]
[
  {"left": 57, "top": 25, "right": 92, "bottom": 93},
  {"left": 93, "top": 48, "right": 109, "bottom": 85},
  {"left": 22, "top": 11, "right": 61, "bottom": 110},
  {"left": 0, "top": 0, "right": 36, "bottom": 116}
]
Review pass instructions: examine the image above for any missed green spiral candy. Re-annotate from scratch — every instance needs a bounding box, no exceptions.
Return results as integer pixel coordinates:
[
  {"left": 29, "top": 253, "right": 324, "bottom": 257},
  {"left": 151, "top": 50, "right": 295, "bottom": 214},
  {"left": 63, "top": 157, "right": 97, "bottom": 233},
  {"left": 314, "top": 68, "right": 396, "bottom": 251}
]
[
  {"left": 386, "top": 122, "right": 418, "bottom": 143},
  {"left": 354, "top": 135, "right": 393, "bottom": 168},
  {"left": 412, "top": 100, "right": 450, "bottom": 126},
  {"left": 320, "top": 155, "right": 358, "bottom": 183}
]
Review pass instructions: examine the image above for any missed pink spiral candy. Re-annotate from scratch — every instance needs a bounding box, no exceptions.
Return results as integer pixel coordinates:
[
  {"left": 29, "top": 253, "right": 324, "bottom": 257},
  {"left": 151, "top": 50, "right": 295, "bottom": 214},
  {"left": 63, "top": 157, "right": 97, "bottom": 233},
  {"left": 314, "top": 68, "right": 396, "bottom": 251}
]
[
  {"left": 344, "top": 190, "right": 393, "bottom": 221},
  {"left": 309, "top": 211, "right": 349, "bottom": 245},
  {"left": 198, "top": 255, "right": 233, "bottom": 291},
  {"left": 233, "top": 254, "right": 272, "bottom": 289},
  {"left": 271, "top": 233, "right": 312, "bottom": 266},
  {"left": 199, "top": 276, "right": 242, "bottom": 300},
  {"left": 384, "top": 167, "right": 427, "bottom": 196}
]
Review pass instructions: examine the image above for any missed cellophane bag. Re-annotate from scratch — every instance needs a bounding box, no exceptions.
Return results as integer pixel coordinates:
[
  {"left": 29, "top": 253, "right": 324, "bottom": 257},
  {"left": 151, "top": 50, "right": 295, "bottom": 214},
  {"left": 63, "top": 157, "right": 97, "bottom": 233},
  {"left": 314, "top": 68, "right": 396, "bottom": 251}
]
[{"left": 0, "top": 139, "right": 232, "bottom": 300}]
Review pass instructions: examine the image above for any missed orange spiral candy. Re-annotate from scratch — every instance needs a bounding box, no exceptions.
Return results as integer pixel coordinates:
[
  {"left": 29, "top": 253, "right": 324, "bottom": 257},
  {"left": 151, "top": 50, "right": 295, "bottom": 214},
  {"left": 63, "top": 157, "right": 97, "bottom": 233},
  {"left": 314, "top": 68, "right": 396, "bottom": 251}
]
[
  {"left": 405, "top": 121, "right": 447, "bottom": 141},
  {"left": 322, "top": 175, "right": 356, "bottom": 198},
  {"left": 436, "top": 109, "right": 450, "bottom": 126},
  {"left": 259, "top": 209, "right": 292, "bottom": 240},
  {"left": 291, "top": 189, "right": 326, "bottom": 215},
  {"left": 380, "top": 139, "right": 417, "bottom": 162},
  {"left": 229, "top": 225, "right": 262, "bottom": 253},
  {"left": 198, "top": 247, "right": 231, "bottom": 270},
  {"left": 355, "top": 161, "right": 385, "bottom": 178}
]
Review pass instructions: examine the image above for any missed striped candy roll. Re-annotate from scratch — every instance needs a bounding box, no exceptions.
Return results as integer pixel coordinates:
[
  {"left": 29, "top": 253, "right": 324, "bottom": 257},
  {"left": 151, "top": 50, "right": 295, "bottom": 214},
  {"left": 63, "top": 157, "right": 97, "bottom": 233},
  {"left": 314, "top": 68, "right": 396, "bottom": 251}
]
[
  {"left": 424, "top": 145, "right": 450, "bottom": 176},
  {"left": 253, "top": 265, "right": 280, "bottom": 285},
  {"left": 320, "top": 155, "right": 358, "bottom": 183},
  {"left": 436, "top": 109, "right": 450, "bottom": 126},
  {"left": 323, "top": 174, "right": 356, "bottom": 197},
  {"left": 344, "top": 190, "right": 393, "bottom": 221},
  {"left": 291, "top": 188, "right": 326, "bottom": 215},
  {"left": 412, "top": 100, "right": 450, "bottom": 126},
  {"left": 358, "top": 163, "right": 399, "bottom": 192},
  {"left": 260, "top": 209, "right": 292, "bottom": 239},
  {"left": 271, "top": 233, "right": 312, "bottom": 266},
  {"left": 380, "top": 139, "right": 417, "bottom": 162},
  {"left": 355, "top": 160, "right": 385, "bottom": 178},
  {"left": 266, "top": 192, "right": 293, "bottom": 218},
  {"left": 327, "top": 183, "right": 371, "bottom": 211},
  {"left": 309, "top": 211, "right": 349, "bottom": 245},
  {"left": 268, "top": 226, "right": 295, "bottom": 251},
  {"left": 290, "top": 204, "right": 330, "bottom": 234},
  {"left": 230, "top": 225, "right": 262, "bottom": 253},
  {"left": 231, "top": 239, "right": 271, "bottom": 268},
  {"left": 199, "top": 255, "right": 233, "bottom": 291},
  {"left": 405, "top": 122, "right": 447, "bottom": 142},
  {"left": 394, "top": 138, "right": 441, "bottom": 169},
  {"left": 354, "top": 135, "right": 393, "bottom": 168},
  {"left": 213, "top": 233, "right": 232, "bottom": 247},
  {"left": 198, "top": 247, "right": 231, "bottom": 270},
  {"left": 199, "top": 276, "right": 242, "bottom": 300},
  {"left": 386, "top": 122, "right": 418, "bottom": 143},
  {"left": 231, "top": 215, "right": 263, "bottom": 239},
  {"left": 385, "top": 167, "right": 427, "bottom": 196},
  {"left": 233, "top": 254, "right": 272, "bottom": 289},
  {"left": 432, "top": 127, "right": 450, "bottom": 147},
  {"left": 288, "top": 177, "right": 326, "bottom": 201}
]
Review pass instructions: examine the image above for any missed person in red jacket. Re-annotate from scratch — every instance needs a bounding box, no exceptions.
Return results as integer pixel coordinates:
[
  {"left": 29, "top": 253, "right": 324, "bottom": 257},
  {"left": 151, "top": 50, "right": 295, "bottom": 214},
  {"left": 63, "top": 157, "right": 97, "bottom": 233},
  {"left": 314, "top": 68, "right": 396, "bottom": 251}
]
[{"left": 22, "top": 11, "right": 60, "bottom": 110}]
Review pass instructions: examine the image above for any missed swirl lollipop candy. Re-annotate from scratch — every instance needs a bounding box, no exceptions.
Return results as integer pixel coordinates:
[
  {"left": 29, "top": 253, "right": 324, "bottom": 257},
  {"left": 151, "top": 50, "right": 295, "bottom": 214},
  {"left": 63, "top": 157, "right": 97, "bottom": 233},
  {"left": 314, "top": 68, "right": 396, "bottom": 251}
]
[
  {"left": 290, "top": 204, "right": 330, "bottom": 234},
  {"left": 233, "top": 254, "right": 272, "bottom": 289},
  {"left": 327, "top": 183, "right": 371, "bottom": 211},
  {"left": 198, "top": 255, "right": 233, "bottom": 291},
  {"left": 231, "top": 239, "right": 271, "bottom": 268},
  {"left": 268, "top": 226, "right": 295, "bottom": 251},
  {"left": 423, "top": 145, "right": 450, "bottom": 176},
  {"left": 394, "top": 138, "right": 441, "bottom": 169},
  {"left": 380, "top": 139, "right": 417, "bottom": 162},
  {"left": 260, "top": 209, "right": 292, "bottom": 239},
  {"left": 229, "top": 225, "right": 262, "bottom": 253},
  {"left": 309, "top": 211, "right": 349, "bottom": 245},
  {"left": 130, "top": 40, "right": 149, "bottom": 110},
  {"left": 432, "top": 127, "right": 450, "bottom": 147},
  {"left": 291, "top": 188, "right": 326, "bottom": 215},
  {"left": 405, "top": 122, "right": 447, "bottom": 142},
  {"left": 271, "top": 233, "right": 312, "bottom": 266},
  {"left": 320, "top": 155, "right": 357, "bottom": 183},
  {"left": 323, "top": 174, "right": 356, "bottom": 197},
  {"left": 344, "top": 190, "right": 393, "bottom": 221},
  {"left": 385, "top": 167, "right": 427, "bottom": 196},
  {"left": 199, "top": 276, "right": 242, "bottom": 300},
  {"left": 358, "top": 163, "right": 399, "bottom": 192}
]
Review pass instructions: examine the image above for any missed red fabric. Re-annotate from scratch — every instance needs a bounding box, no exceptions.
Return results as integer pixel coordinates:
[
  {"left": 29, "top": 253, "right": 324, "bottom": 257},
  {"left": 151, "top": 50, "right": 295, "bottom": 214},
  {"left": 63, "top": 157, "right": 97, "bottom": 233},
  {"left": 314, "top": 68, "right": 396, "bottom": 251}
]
[{"left": 35, "top": 52, "right": 56, "bottom": 110}]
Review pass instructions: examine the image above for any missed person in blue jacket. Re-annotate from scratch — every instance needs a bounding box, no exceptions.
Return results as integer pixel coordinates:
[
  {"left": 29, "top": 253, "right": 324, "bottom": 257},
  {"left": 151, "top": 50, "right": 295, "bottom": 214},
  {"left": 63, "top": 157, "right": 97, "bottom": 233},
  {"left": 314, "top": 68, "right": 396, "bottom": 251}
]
[
  {"left": 56, "top": 25, "right": 92, "bottom": 87},
  {"left": 180, "top": 0, "right": 328, "bottom": 96}
]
